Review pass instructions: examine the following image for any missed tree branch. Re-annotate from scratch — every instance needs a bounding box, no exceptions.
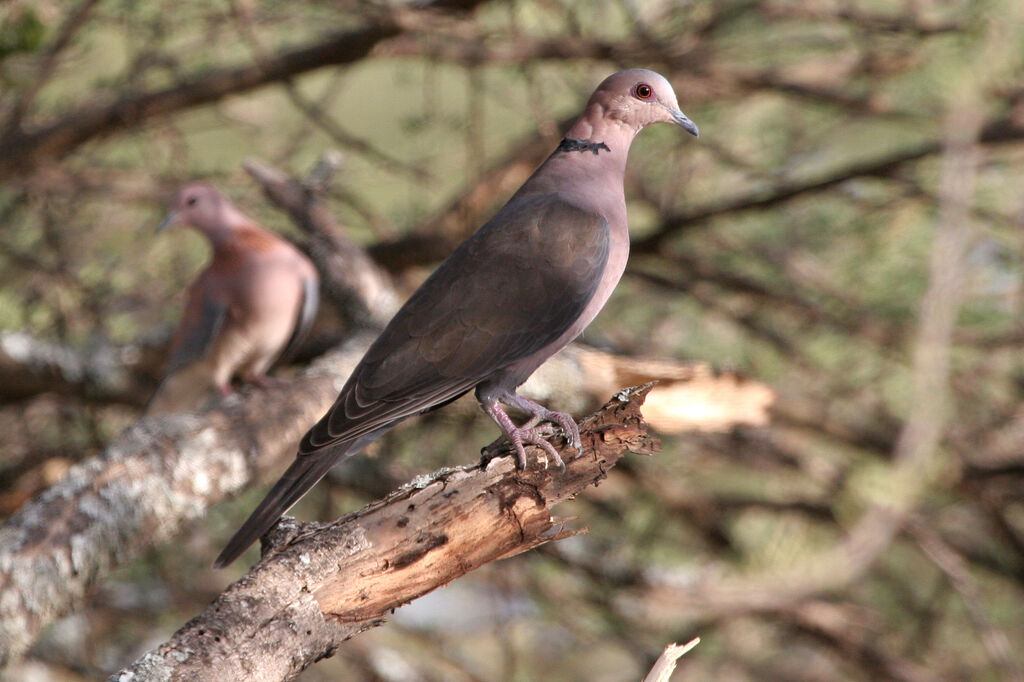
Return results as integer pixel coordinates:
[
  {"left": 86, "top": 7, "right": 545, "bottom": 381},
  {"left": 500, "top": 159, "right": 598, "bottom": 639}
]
[
  {"left": 0, "top": 335, "right": 374, "bottom": 668},
  {"left": 613, "top": 95, "right": 982, "bottom": 628},
  {"left": 113, "top": 385, "right": 659, "bottom": 682},
  {"left": 0, "top": 0, "right": 489, "bottom": 181},
  {"left": 0, "top": 0, "right": 103, "bottom": 138},
  {"left": 243, "top": 155, "right": 400, "bottom": 329},
  {"left": 632, "top": 113, "right": 1024, "bottom": 254},
  {"left": 0, "top": 330, "right": 161, "bottom": 406}
]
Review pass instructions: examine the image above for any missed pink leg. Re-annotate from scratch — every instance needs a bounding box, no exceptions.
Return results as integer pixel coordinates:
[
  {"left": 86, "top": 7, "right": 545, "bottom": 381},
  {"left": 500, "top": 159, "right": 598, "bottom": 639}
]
[{"left": 479, "top": 392, "right": 582, "bottom": 471}]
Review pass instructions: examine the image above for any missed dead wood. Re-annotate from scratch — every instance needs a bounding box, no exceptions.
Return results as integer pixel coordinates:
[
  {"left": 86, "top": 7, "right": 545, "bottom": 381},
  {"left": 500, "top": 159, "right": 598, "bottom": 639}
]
[{"left": 113, "top": 385, "right": 658, "bottom": 682}]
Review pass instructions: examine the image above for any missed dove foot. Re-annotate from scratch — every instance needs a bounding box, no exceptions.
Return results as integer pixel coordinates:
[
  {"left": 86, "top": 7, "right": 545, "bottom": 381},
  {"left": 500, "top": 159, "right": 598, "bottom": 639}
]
[{"left": 479, "top": 393, "right": 581, "bottom": 471}]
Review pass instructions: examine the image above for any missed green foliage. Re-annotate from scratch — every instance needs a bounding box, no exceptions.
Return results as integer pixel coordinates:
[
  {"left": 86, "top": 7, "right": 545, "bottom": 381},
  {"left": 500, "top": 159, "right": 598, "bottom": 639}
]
[{"left": 0, "top": 8, "right": 44, "bottom": 60}]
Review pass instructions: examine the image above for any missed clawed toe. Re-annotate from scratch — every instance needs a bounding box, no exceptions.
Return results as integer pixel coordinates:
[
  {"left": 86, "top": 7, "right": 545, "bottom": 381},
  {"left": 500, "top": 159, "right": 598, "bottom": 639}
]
[
  {"left": 480, "top": 395, "right": 580, "bottom": 472},
  {"left": 479, "top": 428, "right": 566, "bottom": 471},
  {"left": 555, "top": 415, "right": 583, "bottom": 454},
  {"left": 518, "top": 429, "right": 566, "bottom": 471}
]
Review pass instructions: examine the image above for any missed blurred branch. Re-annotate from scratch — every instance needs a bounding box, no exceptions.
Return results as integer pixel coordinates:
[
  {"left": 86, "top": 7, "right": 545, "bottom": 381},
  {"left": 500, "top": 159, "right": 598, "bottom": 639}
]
[
  {"left": 780, "top": 601, "right": 936, "bottom": 682},
  {"left": 908, "top": 516, "right": 1024, "bottom": 681},
  {"left": 0, "top": 0, "right": 102, "bottom": 138},
  {"left": 364, "top": 111, "right": 1024, "bottom": 275},
  {"left": 243, "top": 155, "right": 400, "bottom": 329},
  {"left": 368, "top": 115, "right": 570, "bottom": 269},
  {"left": 522, "top": 344, "right": 775, "bottom": 432},
  {"left": 0, "top": 333, "right": 374, "bottom": 669},
  {"left": 761, "top": 4, "right": 964, "bottom": 35},
  {"left": 0, "top": 0, "right": 489, "bottom": 181},
  {"left": 624, "top": 97, "right": 981, "bottom": 624},
  {"left": 381, "top": 33, "right": 639, "bottom": 63},
  {"left": 228, "top": 2, "right": 432, "bottom": 183},
  {"left": 0, "top": 330, "right": 160, "bottom": 406},
  {"left": 633, "top": 113, "right": 1024, "bottom": 254},
  {"left": 113, "top": 386, "right": 659, "bottom": 682}
]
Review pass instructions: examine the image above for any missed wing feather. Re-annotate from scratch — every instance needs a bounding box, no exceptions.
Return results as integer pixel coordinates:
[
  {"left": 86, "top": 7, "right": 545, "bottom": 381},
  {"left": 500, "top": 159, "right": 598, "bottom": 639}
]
[
  {"left": 277, "top": 272, "right": 319, "bottom": 364},
  {"left": 299, "top": 193, "right": 610, "bottom": 454},
  {"left": 164, "top": 280, "right": 227, "bottom": 375}
]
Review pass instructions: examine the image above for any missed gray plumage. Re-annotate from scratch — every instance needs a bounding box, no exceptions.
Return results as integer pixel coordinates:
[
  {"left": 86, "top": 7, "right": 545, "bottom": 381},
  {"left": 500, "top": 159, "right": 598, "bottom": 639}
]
[{"left": 214, "top": 69, "right": 698, "bottom": 568}]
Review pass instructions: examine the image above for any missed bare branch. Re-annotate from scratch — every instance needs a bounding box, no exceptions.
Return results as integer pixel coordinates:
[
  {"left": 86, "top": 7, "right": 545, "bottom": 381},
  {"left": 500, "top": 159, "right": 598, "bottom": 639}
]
[
  {"left": 112, "top": 385, "right": 659, "bottom": 682},
  {"left": 643, "top": 638, "right": 701, "bottom": 682},
  {"left": 0, "top": 334, "right": 374, "bottom": 668},
  {"left": 367, "top": 115, "right": 569, "bottom": 271},
  {"left": 0, "top": 330, "right": 160, "bottom": 406},
  {"left": 0, "top": 0, "right": 489, "bottom": 181},
  {"left": 616, "top": 97, "right": 982, "bottom": 625},
  {"left": 0, "top": 325, "right": 757, "bottom": 669},
  {"left": 908, "top": 516, "right": 1024, "bottom": 682},
  {"left": 243, "top": 156, "right": 400, "bottom": 329},
  {"left": 0, "top": 0, "right": 103, "bottom": 137},
  {"left": 633, "top": 114, "right": 1024, "bottom": 253},
  {"left": 363, "top": 112, "right": 1024, "bottom": 274}
]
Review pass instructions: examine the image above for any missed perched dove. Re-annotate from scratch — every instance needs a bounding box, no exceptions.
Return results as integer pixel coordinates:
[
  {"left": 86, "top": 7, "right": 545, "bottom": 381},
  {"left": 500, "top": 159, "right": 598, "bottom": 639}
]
[
  {"left": 146, "top": 183, "right": 319, "bottom": 415},
  {"left": 215, "top": 69, "right": 698, "bottom": 567}
]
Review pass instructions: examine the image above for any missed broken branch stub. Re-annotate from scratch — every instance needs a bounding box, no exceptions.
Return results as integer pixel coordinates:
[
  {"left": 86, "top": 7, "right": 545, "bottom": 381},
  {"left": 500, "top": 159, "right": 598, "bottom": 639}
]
[{"left": 114, "top": 384, "right": 658, "bottom": 682}]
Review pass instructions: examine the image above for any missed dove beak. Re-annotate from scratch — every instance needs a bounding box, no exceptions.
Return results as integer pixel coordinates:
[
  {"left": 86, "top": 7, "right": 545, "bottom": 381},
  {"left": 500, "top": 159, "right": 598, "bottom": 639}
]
[
  {"left": 667, "top": 107, "right": 700, "bottom": 137},
  {"left": 156, "top": 211, "right": 179, "bottom": 233}
]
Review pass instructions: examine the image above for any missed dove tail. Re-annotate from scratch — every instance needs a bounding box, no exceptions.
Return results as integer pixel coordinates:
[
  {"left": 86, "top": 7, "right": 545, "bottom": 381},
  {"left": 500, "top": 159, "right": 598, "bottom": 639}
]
[{"left": 213, "top": 442, "right": 354, "bottom": 569}]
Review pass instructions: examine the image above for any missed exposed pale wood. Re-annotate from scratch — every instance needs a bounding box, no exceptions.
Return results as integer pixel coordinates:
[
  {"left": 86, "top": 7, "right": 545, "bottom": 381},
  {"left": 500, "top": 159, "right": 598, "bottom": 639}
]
[{"left": 113, "top": 385, "right": 658, "bottom": 682}]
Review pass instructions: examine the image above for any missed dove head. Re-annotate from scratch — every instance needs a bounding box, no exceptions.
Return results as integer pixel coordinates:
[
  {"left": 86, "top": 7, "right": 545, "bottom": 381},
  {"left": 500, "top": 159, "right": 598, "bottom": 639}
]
[
  {"left": 588, "top": 69, "right": 699, "bottom": 137},
  {"left": 157, "top": 182, "right": 241, "bottom": 238}
]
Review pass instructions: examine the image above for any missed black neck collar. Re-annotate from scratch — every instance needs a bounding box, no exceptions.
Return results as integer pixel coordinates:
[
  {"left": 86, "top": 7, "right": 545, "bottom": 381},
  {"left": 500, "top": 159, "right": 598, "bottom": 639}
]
[{"left": 557, "top": 137, "right": 611, "bottom": 155}]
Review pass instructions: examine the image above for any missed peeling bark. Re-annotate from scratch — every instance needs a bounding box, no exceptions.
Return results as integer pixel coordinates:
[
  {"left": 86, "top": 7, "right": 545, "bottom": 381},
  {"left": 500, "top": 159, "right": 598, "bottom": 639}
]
[{"left": 113, "top": 385, "right": 658, "bottom": 682}]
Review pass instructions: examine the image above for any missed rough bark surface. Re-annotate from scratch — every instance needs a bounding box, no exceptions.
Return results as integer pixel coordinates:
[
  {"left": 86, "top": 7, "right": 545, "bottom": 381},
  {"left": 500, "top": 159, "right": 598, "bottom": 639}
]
[
  {"left": 113, "top": 385, "right": 659, "bottom": 682},
  {"left": 0, "top": 336, "right": 374, "bottom": 668}
]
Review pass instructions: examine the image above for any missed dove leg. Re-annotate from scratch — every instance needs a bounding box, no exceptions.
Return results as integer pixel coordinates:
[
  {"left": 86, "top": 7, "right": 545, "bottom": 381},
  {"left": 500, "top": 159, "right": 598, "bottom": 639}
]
[{"left": 478, "top": 389, "right": 581, "bottom": 471}]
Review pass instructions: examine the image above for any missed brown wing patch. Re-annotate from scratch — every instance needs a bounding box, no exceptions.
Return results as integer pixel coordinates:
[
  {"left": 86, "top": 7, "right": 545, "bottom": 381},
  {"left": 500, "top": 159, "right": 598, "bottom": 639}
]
[{"left": 300, "top": 193, "right": 609, "bottom": 454}]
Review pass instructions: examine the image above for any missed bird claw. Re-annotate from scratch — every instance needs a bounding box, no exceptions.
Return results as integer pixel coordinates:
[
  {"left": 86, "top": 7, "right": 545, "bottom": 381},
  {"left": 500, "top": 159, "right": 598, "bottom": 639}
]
[
  {"left": 480, "top": 428, "right": 566, "bottom": 472},
  {"left": 513, "top": 426, "right": 566, "bottom": 471},
  {"left": 551, "top": 412, "right": 583, "bottom": 455},
  {"left": 480, "top": 398, "right": 580, "bottom": 472}
]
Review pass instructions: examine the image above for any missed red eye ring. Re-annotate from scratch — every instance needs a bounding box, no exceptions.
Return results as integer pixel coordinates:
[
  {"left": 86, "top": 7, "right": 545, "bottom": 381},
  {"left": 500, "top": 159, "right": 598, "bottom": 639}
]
[{"left": 635, "top": 83, "right": 653, "bottom": 99}]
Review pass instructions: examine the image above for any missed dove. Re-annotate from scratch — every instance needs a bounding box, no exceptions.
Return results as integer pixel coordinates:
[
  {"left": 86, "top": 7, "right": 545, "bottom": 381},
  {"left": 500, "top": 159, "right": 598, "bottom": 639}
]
[
  {"left": 147, "top": 183, "right": 319, "bottom": 415},
  {"left": 215, "top": 69, "right": 698, "bottom": 567}
]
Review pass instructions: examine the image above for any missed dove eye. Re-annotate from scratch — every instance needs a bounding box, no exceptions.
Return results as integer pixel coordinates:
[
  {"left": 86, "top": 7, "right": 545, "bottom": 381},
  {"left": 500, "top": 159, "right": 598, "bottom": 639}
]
[
  {"left": 634, "top": 83, "right": 653, "bottom": 99},
  {"left": 187, "top": 196, "right": 198, "bottom": 206}
]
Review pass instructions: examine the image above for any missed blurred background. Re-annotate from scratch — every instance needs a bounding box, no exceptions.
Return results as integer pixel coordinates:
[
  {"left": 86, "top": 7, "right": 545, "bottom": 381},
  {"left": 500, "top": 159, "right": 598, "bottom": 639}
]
[{"left": 2, "top": 0, "right": 1024, "bottom": 679}]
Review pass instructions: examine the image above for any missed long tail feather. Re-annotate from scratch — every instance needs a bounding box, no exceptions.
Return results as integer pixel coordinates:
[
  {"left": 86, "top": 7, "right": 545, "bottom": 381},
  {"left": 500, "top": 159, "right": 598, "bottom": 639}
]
[{"left": 213, "top": 444, "right": 352, "bottom": 568}]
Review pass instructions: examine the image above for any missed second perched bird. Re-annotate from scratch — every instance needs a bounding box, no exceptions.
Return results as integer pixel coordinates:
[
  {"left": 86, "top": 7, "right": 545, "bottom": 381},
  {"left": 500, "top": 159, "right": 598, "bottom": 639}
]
[
  {"left": 147, "top": 184, "right": 319, "bottom": 415},
  {"left": 215, "top": 69, "right": 699, "bottom": 567}
]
